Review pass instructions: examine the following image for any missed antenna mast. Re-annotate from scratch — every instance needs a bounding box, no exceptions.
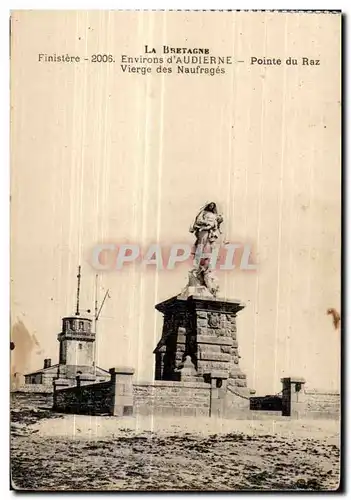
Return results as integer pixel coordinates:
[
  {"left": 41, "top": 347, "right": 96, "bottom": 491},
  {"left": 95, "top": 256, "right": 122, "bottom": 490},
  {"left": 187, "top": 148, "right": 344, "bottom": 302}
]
[
  {"left": 93, "top": 274, "right": 110, "bottom": 372},
  {"left": 75, "top": 265, "right": 81, "bottom": 316},
  {"left": 96, "top": 290, "right": 110, "bottom": 322}
]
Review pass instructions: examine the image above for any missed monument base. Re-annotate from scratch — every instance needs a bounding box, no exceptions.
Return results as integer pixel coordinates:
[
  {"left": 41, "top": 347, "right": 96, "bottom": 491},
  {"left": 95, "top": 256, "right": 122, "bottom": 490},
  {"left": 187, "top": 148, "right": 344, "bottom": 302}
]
[{"left": 153, "top": 290, "right": 249, "bottom": 394}]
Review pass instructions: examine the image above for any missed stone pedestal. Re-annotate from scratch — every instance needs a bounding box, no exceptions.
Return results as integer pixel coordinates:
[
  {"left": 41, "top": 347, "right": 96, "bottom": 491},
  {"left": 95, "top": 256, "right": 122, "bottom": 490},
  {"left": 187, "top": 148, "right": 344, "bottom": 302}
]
[
  {"left": 153, "top": 291, "right": 248, "bottom": 394},
  {"left": 281, "top": 377, "right": 306, "bottom": 417}
]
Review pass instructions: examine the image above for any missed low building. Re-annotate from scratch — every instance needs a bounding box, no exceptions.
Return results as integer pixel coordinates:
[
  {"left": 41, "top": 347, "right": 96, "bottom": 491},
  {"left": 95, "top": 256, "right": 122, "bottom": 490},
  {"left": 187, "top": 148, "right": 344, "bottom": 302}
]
[
  {"left": 24, "top": 357, "right": 109, "bottom": 386},
  {"left": 24, "top": 358, "right": 58, "bottom": 386}
]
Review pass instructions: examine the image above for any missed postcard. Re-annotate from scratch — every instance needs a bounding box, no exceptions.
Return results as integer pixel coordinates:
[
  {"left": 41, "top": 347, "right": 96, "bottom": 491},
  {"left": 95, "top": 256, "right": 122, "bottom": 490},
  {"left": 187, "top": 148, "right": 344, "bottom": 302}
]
[{"left": 10, "top": 10, "right": 341, "bottom": 491}]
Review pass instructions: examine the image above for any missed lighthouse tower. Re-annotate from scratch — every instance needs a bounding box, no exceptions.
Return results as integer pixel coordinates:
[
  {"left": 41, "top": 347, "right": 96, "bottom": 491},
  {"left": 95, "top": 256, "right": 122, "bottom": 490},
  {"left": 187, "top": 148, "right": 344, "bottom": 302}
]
[
  {"left": 23, "top": 266, "right": 110, "bottom": 387},
  {"left": 56, "top": 266, "right": 107, "bottom": 382},
  {"left": 57, "top": 315, "right": 96, "bottom": 379}
]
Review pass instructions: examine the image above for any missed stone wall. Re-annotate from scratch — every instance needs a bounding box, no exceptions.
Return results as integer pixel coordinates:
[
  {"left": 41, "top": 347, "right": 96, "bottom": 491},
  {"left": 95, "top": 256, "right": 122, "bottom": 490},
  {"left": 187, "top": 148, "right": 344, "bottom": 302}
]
[
  {"left": 305, "top": 389, "right": 340, "bottom": 418},
  {"left": 134, "top": 381, "right": 211, "bottom": 417},
  {"left": 248, "top": 387, "right": 340, "bottom": 419},
  {"left": 134, "top": 379, "right": 251, "bottom": 418},
  {"left": 12, "top": 384, "right": 54, "bottom": 394},
  {"left": 53, "top": 381, "right": 112, "bottom": 415},
  {"left": 53, "top": 367, "right": 134, "bottom": 416},
  {"left": 53, "top": 378, "right": 212, "bottom": 417},
  {"left": 17, "top": 374, "right": 341, "bottom": 420}
]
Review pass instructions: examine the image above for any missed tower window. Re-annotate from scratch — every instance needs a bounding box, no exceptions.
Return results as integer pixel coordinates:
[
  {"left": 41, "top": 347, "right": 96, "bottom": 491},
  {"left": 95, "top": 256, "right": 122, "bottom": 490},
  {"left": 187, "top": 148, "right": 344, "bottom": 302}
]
[{"left": 78, "top": 343, "right": 82, "bottom": 350}]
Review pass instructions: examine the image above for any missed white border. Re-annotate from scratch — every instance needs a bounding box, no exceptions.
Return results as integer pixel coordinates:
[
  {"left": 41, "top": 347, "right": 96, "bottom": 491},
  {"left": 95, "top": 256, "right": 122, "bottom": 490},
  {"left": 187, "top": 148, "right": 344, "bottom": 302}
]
[{"left": 4, "top": 1, "right": 346, "bottom": 10}]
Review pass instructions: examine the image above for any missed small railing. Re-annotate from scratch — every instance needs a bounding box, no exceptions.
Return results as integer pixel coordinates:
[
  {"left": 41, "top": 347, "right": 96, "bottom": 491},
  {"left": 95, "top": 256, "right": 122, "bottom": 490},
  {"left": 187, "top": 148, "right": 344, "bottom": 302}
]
[{"left": 227, "top": 381, "right": 250, "bottom": 400}]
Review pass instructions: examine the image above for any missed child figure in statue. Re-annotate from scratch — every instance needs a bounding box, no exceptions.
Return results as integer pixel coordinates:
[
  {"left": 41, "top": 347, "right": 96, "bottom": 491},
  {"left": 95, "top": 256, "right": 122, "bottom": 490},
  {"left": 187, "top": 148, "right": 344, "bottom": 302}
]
[{"left": 190, "top": 202, "right": 223, "bottom": 253}]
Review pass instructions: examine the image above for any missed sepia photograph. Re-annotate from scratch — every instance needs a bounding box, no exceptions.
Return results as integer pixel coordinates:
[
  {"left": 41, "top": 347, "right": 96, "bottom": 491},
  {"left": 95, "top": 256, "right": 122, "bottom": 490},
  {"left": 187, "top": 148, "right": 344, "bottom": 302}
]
[{"left": 10, "top": 9, "right": 341, "bottom": 491}]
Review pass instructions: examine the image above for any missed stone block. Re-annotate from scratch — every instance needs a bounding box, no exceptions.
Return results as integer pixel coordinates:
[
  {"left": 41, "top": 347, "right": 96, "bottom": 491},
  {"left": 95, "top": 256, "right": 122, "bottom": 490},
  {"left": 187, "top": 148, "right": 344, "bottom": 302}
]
[
  {"left": 229, "top": 366, "right": 245, "bottom": 378},
  {"left": 197, "top": 318, "right": 208, "bottom": 327},
  {"left": 196, "top": 311, "right": 208, "bottom": 319},
  {"left": 205, "top": 370, "right": 229, "bottom": 379},
  {"left": 235, "top": 379, "right": 247, "bottom": 387},
  {"left": 208, "top": 313, "right": 221, "bottom": 329},
  {"left": 222, "top": 328, "right": 236, "bottom": 337},
  {"left": 197, "top": 326, "right": 209, "bottom": 335},
  {"left": 198, "top": 344, "right": 221, "bottom": 354},
  {"left": 198, "top": 352, "right": 231, "bottom": 362},
  {"left": 180, "top": 407, "right": 197, "bottom": 417},
  {"left": 176, "top": 344, "right": 186, "bottom": 352},
  {"left": 197, "top": 360, "right": 229, "bottom": 373},
  {"left": 176, "top": 333, "right": 186, "bottom": 343},
  {"left": 197, "top": 335, "right": 233, "bottom": 346},
  {"left": 171, "top": 407, "right": 182, "bottom": 418},
  {"left": 220, "top": 345, "right": 231, "bottom": 354},
  {"left": 109, "top": 367, "right": 135, "bottom": 376},
  {"left": 179, "top": 375, "right": 201, "bottom": 383}
]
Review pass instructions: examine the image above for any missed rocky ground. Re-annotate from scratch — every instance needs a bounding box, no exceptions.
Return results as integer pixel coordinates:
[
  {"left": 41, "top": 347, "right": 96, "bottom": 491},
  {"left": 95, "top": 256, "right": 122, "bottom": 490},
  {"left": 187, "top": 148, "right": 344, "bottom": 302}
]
[{"left": 11, "top": 393, "right": 340, "bottom": 491}]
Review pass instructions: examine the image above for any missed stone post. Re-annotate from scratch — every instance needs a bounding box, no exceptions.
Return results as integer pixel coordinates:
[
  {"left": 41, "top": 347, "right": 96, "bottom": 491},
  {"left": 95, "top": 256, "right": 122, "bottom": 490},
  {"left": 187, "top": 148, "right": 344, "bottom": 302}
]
[
  {"left": 109, "top": 367, "right": 135, "bottom": 417},
  {"left": 281, "top": 377, "right": 306, "bottom": 417},
  {"left": 208, "top": 370, "right": 228, "bottom": 418}
]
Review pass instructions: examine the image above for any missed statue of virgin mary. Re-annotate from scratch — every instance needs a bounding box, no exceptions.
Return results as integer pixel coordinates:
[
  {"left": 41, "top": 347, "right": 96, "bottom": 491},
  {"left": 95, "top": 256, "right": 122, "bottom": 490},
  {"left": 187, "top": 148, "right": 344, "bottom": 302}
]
[{"left": 189, "top": 202, "right": 223, "bottom": 253}]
